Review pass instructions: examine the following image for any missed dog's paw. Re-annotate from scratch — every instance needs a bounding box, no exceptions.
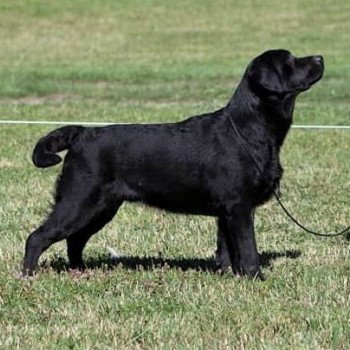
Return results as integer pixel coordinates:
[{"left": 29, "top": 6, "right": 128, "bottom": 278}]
[
  {"left": 234, "top": 266, "right": 266, "bottom": 281},
  {"left": 17, "top": 270, "right": 37, "bottom": 281}
]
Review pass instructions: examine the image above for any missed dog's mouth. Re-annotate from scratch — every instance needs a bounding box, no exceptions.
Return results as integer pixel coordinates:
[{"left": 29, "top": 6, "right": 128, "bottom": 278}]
[
  {"left": 295, "top": 57, "right": 324, "bottom": 92},
  {"left": 310, "top": 56, "right": 324, "bottom": 83}
]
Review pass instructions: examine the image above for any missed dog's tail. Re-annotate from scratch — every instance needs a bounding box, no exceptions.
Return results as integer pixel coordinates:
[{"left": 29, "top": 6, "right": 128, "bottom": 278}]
[{"left": 32, "top": 125, "right": 85, "bottom": 168}]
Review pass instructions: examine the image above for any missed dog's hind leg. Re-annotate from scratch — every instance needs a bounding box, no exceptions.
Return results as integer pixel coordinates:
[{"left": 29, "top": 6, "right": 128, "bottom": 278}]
[
  {"left": 66, "top": 201, "right": 122, "bottom": 269},
  {"left": 23, "top": 183, "right": 122, "bottom": 276},
  {"left": 23, "top": 224, "right": 56, "bottom": 276}
]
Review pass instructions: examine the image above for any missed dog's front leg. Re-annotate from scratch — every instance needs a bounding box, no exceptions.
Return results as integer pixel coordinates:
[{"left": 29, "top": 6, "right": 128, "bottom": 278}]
[
  {"left": 215, "top": 216, "right": 236, "bottom": 273},
  {"left": 225, "top": 206, "right": 265, "bottom": 280}
]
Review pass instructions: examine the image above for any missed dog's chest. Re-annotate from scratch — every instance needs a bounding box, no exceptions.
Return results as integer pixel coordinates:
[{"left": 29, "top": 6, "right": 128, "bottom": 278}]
[{"left": 252, "top": 149, "right": 283, "bottom": 205}]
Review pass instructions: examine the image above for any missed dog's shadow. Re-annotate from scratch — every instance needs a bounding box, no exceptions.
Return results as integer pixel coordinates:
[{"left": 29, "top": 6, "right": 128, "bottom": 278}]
[{"left": 46, "top": 250, "right": 301, "bottom": 274}]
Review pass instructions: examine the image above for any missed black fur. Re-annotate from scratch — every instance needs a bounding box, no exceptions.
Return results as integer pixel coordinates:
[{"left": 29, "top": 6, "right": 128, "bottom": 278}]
[{"left": 23, "top": 49, "right": 324, "bottom": 279}]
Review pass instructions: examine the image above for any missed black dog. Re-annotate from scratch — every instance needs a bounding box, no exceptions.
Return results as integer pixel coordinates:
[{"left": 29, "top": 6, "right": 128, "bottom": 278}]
[{"left": 23, "top": 49, "right": 324, "bottom": 279}]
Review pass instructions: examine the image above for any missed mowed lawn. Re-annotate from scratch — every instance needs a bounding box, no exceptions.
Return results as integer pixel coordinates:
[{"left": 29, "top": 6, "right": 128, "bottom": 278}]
[{"left": 0, "top": 0, "right": 349, "bottom": 349}]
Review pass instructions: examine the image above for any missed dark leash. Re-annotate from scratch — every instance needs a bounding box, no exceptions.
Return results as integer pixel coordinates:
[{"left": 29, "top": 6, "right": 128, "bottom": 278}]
[{"left": 228, "top": 114, "right": 350, "bottom": 237}]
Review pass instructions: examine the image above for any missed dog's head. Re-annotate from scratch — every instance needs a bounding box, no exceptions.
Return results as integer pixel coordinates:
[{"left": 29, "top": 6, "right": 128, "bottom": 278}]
[{"left": 247, "top": 49, "right": 324, "bottom": 99}]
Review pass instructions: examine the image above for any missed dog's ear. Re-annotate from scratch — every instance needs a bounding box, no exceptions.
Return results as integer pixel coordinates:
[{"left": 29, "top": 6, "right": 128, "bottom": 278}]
[{"left": 248, "top": 58, "right": 285, "bottom": 94}]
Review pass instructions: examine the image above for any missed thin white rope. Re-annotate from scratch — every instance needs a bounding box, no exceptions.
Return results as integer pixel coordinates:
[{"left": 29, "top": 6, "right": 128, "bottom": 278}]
[
  {"left": 292, "top": 125, "right": 350, "bottom": 130},
  {"left": 0, "top": 120, "right": 115, "bottom": 126},
  {"left": 0, "top": 119, "right": 349, "bottom": 129}
]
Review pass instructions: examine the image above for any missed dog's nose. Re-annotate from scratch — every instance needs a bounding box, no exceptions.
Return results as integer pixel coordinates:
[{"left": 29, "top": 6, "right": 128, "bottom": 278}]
[{"left": 313, "top": 55, "right": 323, "bottom": 64}]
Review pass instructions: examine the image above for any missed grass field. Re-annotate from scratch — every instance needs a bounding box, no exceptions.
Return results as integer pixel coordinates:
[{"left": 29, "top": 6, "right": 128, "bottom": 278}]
[{"left": 0, "top": 0, "right": 349, "bottom": 349}]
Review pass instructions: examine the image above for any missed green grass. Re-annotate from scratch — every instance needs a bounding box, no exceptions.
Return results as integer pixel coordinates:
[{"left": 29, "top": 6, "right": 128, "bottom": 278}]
[{"left": 0, "top": 0, "right": 349, "bottom": 349}]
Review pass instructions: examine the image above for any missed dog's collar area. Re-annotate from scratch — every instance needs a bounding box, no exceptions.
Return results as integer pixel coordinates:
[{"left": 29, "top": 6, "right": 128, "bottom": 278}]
[{"left": 227, "top": 113, "right": 350, "bottom": 238}]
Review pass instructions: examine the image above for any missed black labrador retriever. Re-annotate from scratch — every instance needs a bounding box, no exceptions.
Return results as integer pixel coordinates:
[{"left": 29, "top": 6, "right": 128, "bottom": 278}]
[{"left": 23, "top": 49, "right": 324, "bottom": 279}]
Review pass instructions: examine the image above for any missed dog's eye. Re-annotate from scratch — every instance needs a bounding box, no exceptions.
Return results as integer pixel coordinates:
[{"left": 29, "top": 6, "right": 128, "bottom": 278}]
[
  {"left": 285, "top": 58, "right": 295, "bottom": 69},
  {"left": 283, "top": 63, "right": 293, "bottom": 76}
]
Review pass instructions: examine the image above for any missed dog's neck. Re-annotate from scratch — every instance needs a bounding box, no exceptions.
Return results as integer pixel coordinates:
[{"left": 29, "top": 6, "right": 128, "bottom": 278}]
[{"left": 226, "top": 78, "right": 294, "bottom": 148}]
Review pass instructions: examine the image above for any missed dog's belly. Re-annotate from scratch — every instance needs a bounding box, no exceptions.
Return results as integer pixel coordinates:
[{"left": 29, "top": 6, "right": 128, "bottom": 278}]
[
  {"left": 140, "top": 193, "right": 219, "bottom": 216},
  {"left": 122, "top": 181, "right": 219, "bottom": 215},
  {"left": 111, "top": 167, "right": 220, "bottom": 215}
]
